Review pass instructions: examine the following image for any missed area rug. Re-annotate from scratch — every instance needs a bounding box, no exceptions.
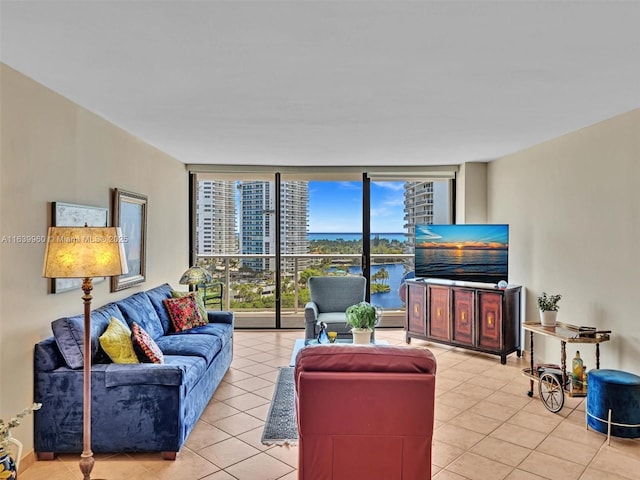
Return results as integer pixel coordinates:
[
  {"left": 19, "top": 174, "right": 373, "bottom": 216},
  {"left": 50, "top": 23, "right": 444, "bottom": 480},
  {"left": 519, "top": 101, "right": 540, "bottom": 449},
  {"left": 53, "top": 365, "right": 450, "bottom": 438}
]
[{"left": 261, "top": 366, "right": 298, "bottom": 446}]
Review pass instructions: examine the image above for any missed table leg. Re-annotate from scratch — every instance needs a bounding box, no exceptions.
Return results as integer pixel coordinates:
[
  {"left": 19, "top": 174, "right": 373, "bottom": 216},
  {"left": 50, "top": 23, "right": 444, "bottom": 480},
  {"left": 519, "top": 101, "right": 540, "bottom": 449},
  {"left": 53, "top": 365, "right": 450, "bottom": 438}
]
[
  {"left": 596, "top": 343, "right": 600, "bottom": 369},
  {"left": 528, "top": 331, "right": 534, "bottom": 396},
  {"left": 561, "top": 340, "right": 567, "bottom": 388}
]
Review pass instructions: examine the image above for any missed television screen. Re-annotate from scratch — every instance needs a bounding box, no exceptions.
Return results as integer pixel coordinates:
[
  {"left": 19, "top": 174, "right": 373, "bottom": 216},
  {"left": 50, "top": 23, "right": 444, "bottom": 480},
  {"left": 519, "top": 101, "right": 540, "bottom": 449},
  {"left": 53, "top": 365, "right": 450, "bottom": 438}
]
[{"left": 415, "top": 224, "right": 509, "bottom": 284}]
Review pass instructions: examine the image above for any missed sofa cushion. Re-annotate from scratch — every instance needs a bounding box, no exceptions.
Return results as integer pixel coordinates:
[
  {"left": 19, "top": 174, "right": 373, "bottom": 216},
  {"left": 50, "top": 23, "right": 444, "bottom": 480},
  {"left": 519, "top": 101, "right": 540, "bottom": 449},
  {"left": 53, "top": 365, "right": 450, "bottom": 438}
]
[
  {"left": 155, "top": 333, "right": 222, "bottom": 365},
  {"left": 116, "top": 292, "right": 165, "bottom": 340},
  {"left": 52, "top": 302, "right": 125, "bottom": 369},
  {"left": 171, "top": 289, "right": 207, "bottom": 324},
  {"left": 172, "top": 323, "right": 233, "bottom": 347},
  {"left": 131, "top": 322, "right": 164, "bottom": 364},
  {"left": 104, "top": 355, "right": 206, "bottom": 391},
  {"left": 163, "top": 294, "right": 206, "bottom": 332},
  {"left": 144, "top": 283, "right": 174, "bottom": 334},
  {"left": 99, "top": 318, "right": 139, "bottom": 364}
]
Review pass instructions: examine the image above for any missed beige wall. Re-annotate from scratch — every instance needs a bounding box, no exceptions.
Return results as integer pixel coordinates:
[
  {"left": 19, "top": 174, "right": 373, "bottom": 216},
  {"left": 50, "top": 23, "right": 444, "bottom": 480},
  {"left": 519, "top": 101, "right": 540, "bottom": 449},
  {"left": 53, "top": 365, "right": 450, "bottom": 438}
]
[
  {"left": 0, "top": 64, "right": 189, "bottom": 454},
  {"left": 456, "top": 162, "right": 488, "bottom": 223},
  {"left": 488, "top": 109, "right": 640, "bottom": 374}
]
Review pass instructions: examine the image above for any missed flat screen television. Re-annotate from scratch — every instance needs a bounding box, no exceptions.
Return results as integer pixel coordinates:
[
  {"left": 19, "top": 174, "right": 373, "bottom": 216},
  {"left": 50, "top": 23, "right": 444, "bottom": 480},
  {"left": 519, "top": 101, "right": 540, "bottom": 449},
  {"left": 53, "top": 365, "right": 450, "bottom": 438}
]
[{"left": 414, "top": 224, "right": 509, "bottom": 284}]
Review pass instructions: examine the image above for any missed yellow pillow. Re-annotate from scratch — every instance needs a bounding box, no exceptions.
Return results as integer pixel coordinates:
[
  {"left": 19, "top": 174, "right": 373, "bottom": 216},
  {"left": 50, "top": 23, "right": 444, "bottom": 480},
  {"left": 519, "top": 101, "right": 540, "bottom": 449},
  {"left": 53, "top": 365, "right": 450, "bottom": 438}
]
[
  {"left": 171, "top": 290, "right": 208, "bottom": 322},
  {"left": 99, "top": 317, "right": 139, "bottom": 364}
]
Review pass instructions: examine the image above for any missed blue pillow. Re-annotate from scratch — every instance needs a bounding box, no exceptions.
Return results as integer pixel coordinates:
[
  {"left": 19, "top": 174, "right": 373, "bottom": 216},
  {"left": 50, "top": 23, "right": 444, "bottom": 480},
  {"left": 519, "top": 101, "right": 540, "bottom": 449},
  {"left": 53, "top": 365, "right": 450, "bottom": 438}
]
[{"left": 51, "top": 303, "right": 124, "bottom": 369}]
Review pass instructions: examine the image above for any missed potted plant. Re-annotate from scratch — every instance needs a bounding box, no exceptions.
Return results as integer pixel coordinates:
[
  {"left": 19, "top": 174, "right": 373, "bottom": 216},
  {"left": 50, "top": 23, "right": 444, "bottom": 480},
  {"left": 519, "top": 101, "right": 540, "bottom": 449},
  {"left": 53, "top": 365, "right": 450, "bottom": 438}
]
[
  {"left": 345, "top": 301, "right": 381, "bottom": 344},
  {"left": 538, "top": 292, "right": 562, "bottom": 327},
  {"left": 1, "top": 402, "right": 41, "bottom": 478}
]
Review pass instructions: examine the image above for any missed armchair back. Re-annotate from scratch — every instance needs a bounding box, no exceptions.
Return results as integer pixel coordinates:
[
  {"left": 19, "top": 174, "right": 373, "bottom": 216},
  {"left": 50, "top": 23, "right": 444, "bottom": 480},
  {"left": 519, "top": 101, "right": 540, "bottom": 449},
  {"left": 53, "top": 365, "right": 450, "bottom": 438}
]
[{"left": 308, "top": 275, "right": 366, "bottom": 312}]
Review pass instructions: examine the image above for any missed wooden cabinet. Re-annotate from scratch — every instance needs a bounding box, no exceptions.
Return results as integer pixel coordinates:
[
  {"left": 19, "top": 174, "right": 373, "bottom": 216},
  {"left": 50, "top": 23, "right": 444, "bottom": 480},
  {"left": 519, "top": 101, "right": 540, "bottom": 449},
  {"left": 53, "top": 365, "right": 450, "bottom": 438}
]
[
  {"left": 406, "top": 282, "right": 426, "bottom": 337},
  {"left": 428, "top": 285, "right": 450, "bottom": 340},
  {"left": 452, "top": 288, "right": 474, "bottom": 345},
  {"left": 405, "top": 279, "right": 521, "bottom": 364}
]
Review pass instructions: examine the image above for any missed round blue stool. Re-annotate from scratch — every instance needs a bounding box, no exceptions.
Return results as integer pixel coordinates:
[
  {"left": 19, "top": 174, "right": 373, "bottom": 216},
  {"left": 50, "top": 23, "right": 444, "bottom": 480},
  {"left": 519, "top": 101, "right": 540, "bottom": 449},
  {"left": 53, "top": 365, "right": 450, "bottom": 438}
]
[{"left": 586, "top": 369, "right": 640, "bottom": 443}]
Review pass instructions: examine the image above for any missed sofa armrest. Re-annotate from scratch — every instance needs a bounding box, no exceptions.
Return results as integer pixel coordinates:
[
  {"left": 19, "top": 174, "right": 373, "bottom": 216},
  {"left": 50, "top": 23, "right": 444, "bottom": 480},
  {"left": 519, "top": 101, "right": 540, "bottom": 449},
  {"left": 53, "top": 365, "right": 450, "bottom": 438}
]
[
  {"left": 207, "top": 310, "right": 234, "bottom": 325},
  {"left": 105, "top": 363, "right": 184, "bottom": 387}
]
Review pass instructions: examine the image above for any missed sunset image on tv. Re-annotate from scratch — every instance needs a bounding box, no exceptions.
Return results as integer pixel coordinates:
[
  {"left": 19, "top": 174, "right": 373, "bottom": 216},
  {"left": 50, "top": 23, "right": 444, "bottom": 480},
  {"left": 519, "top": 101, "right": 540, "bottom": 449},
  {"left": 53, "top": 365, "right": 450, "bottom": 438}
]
[{"left": 415, "top": 224, "right": 509, "bottom": 284}]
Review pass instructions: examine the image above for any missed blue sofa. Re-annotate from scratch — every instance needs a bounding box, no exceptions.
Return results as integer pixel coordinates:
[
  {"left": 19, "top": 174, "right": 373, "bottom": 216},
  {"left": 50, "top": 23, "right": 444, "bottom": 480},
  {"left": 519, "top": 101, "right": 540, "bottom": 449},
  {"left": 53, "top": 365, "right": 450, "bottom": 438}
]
[{"left": 33, "top": 283, "right": 233, "bottom": 459}]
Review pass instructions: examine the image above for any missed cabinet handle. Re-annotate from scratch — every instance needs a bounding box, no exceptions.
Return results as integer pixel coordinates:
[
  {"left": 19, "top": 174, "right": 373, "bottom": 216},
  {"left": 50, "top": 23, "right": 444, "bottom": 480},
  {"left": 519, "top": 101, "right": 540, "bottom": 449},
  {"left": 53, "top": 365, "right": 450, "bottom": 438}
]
[
  {"left": 437, "top": 307, "right": 442, "bottom": 317},
  {"left": 461, "top": 312, "right": 466, "bottom": 321},
  {"left": 488, "top": 314, "right": 493, "bottom": 326},
  {"left": 414, "top": 305, "right": 419, "bottom": 315}
]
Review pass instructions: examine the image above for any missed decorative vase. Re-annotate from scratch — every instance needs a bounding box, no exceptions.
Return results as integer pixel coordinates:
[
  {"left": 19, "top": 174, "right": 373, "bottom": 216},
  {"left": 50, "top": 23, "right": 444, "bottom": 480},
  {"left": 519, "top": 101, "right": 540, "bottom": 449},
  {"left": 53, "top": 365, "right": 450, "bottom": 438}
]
[
  {"left": 351, "top": 328, "right": 372, "bottom": 345},
  {"left": 539, "top": 310, "right": 557, "bottom": 327},
  {"left": 0, "top": 447, "right": 18, "bottom": 479}
]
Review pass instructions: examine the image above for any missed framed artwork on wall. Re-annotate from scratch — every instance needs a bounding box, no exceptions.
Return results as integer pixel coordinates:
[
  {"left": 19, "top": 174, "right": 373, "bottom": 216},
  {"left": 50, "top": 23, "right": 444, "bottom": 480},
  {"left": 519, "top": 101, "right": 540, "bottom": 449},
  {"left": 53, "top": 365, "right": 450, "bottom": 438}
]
[
  {"left": 111, "top": 189, "right": 148, "bottom": 292},
  {"left": 50, "top": 202, "right": 109, "bottom": 293}
]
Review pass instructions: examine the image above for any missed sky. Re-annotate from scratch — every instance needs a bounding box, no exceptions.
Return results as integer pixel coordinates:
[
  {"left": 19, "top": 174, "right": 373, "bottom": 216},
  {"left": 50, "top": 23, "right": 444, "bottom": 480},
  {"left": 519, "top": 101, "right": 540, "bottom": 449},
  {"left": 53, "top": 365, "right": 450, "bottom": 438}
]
[
  {"left": 416, "top": 224, "right": 509, "bottom": 247},
  {"left": 308, "top": 181, "right": 405, "bottom": 233}
]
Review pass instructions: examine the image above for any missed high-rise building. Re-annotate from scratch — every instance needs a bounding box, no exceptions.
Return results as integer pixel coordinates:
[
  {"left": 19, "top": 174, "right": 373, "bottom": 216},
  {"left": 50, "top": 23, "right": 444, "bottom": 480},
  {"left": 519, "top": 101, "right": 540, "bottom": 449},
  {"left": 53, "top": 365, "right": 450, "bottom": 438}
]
[
  {"left": 403, "top": 181, "right": 450, "bottom": 248},
  {"left": 238, "top": 181, "right": 309, "bottom": 271},
  {"left": 196, "top": 180, "right": 237, "bottom": 255}
]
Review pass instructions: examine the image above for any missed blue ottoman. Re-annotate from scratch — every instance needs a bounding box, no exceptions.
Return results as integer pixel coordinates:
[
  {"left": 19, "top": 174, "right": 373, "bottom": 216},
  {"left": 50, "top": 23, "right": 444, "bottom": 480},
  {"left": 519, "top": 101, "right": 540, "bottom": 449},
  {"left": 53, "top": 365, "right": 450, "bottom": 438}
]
[{"left": 586, "top": 369, "right": 640, "bottom": 443}]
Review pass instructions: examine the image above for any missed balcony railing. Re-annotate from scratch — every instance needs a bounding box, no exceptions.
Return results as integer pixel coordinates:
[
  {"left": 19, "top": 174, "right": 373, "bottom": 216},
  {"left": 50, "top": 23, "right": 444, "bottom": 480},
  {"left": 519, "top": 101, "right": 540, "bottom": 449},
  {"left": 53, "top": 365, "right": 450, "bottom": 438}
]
[{"left": 195, "top": 253, "right": 414, "bottom": 321}]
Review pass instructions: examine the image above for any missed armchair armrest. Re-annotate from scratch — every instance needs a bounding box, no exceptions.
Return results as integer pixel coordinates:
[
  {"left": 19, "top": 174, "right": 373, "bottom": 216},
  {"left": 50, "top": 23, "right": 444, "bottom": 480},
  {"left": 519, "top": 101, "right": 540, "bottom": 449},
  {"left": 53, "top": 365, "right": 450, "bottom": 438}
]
[
  {"left": 207, "top": 310, "right": 234, "bottom": 325},
  {"left": 304, "top": 302, "right": 319, "bottom": 339},
  {"left": 304, "top": 302, "right": 319, "bottom": 322}
]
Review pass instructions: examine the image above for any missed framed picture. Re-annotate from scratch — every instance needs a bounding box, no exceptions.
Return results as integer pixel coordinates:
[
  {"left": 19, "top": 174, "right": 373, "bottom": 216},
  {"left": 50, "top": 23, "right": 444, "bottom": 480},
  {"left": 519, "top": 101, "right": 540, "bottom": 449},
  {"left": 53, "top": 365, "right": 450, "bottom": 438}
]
[
  {"left": 111, "top": 189, "right": 148, "bottom": 292},
  {"left": 50, "top": 202, "right": 109, "bottom": 293}
]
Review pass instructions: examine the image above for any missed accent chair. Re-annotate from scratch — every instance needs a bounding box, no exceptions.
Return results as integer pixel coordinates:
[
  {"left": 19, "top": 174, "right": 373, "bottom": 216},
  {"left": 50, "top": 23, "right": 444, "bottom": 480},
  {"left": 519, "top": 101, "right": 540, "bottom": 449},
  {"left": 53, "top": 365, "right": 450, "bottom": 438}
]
[
  {"left": 304, "top": 275, "right": 367, "bottom": 340},
  {"left": 295, "top": 344, "right": 437, "bottom": 480}
]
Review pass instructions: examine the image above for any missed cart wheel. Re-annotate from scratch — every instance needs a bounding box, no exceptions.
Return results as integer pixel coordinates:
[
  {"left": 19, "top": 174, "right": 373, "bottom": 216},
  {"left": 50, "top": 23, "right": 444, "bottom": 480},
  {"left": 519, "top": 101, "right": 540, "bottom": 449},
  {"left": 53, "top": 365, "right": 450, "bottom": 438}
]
[{"left": 538, "top": 372, "right": 564, "bottom": 413}]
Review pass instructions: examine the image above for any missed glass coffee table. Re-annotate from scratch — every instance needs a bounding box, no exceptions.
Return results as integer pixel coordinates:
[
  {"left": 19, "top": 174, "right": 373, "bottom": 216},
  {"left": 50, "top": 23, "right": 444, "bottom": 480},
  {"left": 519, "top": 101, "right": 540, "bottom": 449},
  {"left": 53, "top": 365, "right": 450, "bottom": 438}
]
[{"left": 289, "top": 338, "right": 389, "bottom": 366}]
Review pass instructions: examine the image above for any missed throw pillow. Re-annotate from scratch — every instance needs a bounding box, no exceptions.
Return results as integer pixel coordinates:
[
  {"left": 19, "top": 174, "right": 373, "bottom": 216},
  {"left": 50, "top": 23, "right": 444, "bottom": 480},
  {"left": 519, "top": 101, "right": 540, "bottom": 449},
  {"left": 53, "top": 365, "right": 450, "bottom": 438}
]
[
  {"left": 171, "top": 289, "right": 207, "bottom": 322},
  {"left": 99, "top": 317, "right": 139, "bottom": 364},
  {"left": 163, "top": 294, "right": 206, "bottom": 332},
  {"left": 131, "top": 322, "right": 164, "bottom": 364}
]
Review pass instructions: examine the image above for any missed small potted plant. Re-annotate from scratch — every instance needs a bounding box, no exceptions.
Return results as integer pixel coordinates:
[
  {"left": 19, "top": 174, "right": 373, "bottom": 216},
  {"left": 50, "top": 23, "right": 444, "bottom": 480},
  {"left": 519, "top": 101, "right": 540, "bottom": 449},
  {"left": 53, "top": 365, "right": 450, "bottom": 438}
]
[
  {"left": 345, "top": 301, "right": 381, "bottom": 344},
  {"left": 1, "top": 402, "right": 42, "bottom": 477},
  {"left": 537, "top": 292, "right": 562, "bottom": 327}
]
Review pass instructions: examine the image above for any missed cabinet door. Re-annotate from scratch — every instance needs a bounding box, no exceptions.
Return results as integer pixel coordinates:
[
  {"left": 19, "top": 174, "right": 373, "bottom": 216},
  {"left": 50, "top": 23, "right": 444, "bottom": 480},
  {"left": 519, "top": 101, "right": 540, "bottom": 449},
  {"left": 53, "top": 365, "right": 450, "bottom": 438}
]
[
  {"left": 478, "top": 291, "right": 503, "bottom": 350},
  {"left": 428, "top": 286, "right": 450, "bottom": 340},
  {"left": 407, "top": 283, "right": 426, "bottom": 336},
  {"left": 452, "top": 288, "right": 474, "bottom": 345}
]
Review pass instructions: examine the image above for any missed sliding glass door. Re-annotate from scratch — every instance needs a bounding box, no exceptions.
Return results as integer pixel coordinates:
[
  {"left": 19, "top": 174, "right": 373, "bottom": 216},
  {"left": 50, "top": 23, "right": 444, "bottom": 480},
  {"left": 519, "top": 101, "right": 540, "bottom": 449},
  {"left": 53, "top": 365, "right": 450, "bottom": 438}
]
[{"left": 191, "top": 168, "right": 453, "bottom": 329}]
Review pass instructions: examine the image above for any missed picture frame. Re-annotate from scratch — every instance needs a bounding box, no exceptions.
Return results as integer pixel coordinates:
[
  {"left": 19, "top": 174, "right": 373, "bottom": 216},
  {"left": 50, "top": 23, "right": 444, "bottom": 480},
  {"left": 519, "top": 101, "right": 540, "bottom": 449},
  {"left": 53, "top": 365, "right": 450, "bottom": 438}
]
[
  {"left": 50, "top": 202, "right": 110, "bottom": 293},
  {"left": 111, "top": 189, "right": 148, "bottom": 292}
]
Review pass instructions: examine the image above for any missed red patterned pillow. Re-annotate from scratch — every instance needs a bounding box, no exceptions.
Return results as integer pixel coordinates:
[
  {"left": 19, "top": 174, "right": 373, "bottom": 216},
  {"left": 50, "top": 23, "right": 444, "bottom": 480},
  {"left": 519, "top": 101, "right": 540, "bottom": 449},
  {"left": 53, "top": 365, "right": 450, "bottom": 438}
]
[
  {"left": 131, "top": 322, "right": 164, "bottom": 364},
  {"left": 163, "top": 293, "right": 206, "bottom": 332}
]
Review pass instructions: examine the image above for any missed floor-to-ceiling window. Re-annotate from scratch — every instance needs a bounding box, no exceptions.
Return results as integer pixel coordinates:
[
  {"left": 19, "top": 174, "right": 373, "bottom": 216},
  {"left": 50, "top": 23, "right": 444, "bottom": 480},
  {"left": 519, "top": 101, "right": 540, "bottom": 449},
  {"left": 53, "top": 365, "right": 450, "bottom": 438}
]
[{"left": 190, "top": 167, "right": 455, "bottom": 329}]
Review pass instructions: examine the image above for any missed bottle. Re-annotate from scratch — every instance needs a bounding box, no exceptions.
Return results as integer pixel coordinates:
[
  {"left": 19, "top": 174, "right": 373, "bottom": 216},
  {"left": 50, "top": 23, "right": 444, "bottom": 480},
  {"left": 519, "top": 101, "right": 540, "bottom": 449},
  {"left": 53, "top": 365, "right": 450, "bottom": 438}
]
[
  {"left": 317, "top": 322, "right": 329, "bottom": 344},
  {"left": 572, "top": 351, "right": 583, "bottom": 389}
]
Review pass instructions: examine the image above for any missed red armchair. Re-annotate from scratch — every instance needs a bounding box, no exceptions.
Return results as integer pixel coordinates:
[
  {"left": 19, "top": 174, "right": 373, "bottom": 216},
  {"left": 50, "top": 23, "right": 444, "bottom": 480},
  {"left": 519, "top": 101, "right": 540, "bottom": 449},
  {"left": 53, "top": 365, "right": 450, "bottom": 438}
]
[{"left": 295, "top": 344, "right": 437, "bottom": 480}]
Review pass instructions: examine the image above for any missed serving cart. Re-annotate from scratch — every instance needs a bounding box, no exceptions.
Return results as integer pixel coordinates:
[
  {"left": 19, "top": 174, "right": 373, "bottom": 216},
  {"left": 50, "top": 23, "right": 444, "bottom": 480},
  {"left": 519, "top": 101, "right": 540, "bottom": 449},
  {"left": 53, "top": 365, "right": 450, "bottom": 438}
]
[{"left": 522, "top": 322, "right": 611, "bottom": 413}]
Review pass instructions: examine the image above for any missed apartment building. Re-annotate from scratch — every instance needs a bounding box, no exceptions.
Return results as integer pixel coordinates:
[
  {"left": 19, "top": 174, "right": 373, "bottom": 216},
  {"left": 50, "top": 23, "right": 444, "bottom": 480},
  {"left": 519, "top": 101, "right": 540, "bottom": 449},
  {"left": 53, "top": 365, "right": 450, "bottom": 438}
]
[{"left": 196, "top": 180, "right": 238, "bottom": 255}]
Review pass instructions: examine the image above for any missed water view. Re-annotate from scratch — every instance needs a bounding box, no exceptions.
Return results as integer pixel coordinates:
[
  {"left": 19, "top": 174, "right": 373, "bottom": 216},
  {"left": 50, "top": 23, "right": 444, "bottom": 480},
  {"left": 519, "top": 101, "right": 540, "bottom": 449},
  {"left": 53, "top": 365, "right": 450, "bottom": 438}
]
[{"left": 330, "top": 263, "right": 408, "bottom": 309}]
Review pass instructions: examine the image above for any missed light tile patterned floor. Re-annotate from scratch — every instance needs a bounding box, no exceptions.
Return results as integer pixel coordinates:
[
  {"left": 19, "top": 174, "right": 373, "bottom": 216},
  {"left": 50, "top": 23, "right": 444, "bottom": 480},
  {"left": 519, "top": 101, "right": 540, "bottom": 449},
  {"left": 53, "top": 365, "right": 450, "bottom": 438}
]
[{"left": 20, "top": 329, "right": 639, "bottom": 480}]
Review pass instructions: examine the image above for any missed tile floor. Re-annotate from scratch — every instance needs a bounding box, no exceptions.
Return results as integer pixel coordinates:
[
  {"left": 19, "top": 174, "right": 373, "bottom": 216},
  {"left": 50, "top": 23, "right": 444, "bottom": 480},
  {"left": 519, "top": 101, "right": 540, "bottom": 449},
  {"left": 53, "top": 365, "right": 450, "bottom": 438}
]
[{"left": 20, "top": 329, "right": 639, "bottom": 480}]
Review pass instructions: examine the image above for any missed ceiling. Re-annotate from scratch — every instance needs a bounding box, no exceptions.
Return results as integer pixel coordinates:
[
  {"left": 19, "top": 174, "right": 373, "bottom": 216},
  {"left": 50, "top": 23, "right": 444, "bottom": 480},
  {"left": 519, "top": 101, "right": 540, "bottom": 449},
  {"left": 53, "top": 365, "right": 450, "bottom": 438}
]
[{"left": 1, "top": 1, "right": 639, "bottom": 167}]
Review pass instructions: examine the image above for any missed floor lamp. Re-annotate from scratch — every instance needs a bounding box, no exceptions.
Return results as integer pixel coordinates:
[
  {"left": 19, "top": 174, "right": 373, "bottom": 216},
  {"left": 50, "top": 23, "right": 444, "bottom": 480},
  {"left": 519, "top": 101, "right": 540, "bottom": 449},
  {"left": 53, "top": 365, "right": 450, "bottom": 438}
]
[{"left": 42, "top": 226, "right": 128, "bottom": 480}]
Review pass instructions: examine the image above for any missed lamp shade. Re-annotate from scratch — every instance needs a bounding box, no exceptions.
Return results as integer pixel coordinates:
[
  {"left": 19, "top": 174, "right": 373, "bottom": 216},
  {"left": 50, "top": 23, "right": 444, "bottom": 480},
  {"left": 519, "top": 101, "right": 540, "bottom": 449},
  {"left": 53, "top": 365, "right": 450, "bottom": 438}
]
[
  {"left": 179, "top": 266, "right": 213, "bottom": 286},
  {"left": 42, "top": 227, "right": 128, "bottom": 278}
]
